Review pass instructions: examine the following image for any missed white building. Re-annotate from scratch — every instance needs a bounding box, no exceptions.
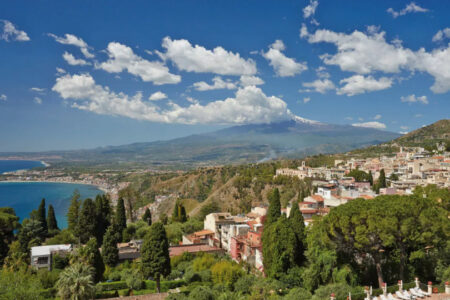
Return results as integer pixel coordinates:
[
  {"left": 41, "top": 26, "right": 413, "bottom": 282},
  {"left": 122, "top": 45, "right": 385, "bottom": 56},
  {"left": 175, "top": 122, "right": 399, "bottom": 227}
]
[{"left": 31, "top": 244, "right": 72, "bottom": 270}]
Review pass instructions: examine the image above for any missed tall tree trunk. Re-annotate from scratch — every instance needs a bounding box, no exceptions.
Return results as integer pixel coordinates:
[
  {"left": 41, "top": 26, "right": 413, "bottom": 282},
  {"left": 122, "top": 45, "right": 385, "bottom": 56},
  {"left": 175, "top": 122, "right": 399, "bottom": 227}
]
[
  {"left": 376, "top": 261, "right": 384, "bottom": 288},
  {"left": 156, "top": 275, "right": 160, "bottom": 293}
]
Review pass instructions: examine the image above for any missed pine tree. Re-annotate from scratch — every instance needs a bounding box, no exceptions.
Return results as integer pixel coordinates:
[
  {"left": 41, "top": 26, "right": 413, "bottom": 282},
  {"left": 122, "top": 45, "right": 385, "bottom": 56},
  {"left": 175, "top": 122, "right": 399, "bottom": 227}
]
[
  {"left": 142, "top": 208, "right": 152, "bottom": 226},
  {"left": 102, "top": 226, "right": 119, "bottom": 267},
  {"left": 67, "top": 190, "right": 80, "bottom": 238},
  {"left": 115, "top": 198, "right": 127, "bottom": 241},
  {"left": 37, "top": 198, "right": 48, "bottom": 236},
  {"left": 289, "top": 200, "right": 306, "bottom": 266},
  {"left": 141, "top": 222, "right": 171, "bottom": 293},
  {"left": 265, "top": 188, "right": 281, "bottom": 226},
  {"left": 79, "top": 199, "right": 97, "bottom": 244},
  {"left": 47, "top": 204, "right": 59, "bottom": 232},
  {"left": 84, "top": 238, "right": 105, "bottom": 282}
]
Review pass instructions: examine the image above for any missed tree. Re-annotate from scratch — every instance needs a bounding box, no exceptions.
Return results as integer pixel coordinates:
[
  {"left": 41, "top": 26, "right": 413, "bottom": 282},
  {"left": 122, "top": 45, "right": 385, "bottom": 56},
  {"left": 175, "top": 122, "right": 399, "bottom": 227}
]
[
  {"left": 115, "top": 198, "right": 127, "bottom": 241},
  {"left": 347, "top": 169, "right": 369, "bottom": 182},
  {"left": 289, "top": 200, "right": 306, "bottom": 266},
  {"left": 141, "top": 222, "right": 171, "bottom": 293},
  {"left": 55, "top": 263, "right": 95, "bottom": 300},
  {"left": 142, "top": 208, "right": 152, "bottom": 226},
  {"left": 374, "top": 169, "right": 387, "bottom": 193},
  {"left": 95, "top": 194, "right": 111, "bottom": 245},
  {"left": 47, "top": 204, "right": 59, "bottom": 232},
  {"left": 179, "top": 205, "right": 187, "bottom": 223},
  {"left": 368, "top": 171, "right": 374, "bottom": 186},
  {"left": 0, "top": 269, "right": 43, "bottom": 299},
  {"left": 67, "top": 190, "right": 81, "bottom": 239},
  {"left": 210, "top": 260, "right": 244, "bottom": 288},
  {"left": 262, "top": 215, "right": 299, "bottom": 279},
  {"left": 37, "top": 198, "right": 48, "bottom": 236},
  {"left": 72, "top": 238, "right": 105, "bottom": 283},
  {"left": 102, "top": 226, "right": 119, "bottom": 267},
  {"left": 0, "top": 208, "right": 20, "bottom": 265},
  {"left": 17, "top": 218, "right": 45, "bottom": 254},
  {"left": 78, "top": 198, "right": 97, "bottom": 244},
  {"left": 265, "top": 188, "right": 281, "bottom": 226},
  {"left": 172, "top": 201, "right": 180, "bottom": 221}
]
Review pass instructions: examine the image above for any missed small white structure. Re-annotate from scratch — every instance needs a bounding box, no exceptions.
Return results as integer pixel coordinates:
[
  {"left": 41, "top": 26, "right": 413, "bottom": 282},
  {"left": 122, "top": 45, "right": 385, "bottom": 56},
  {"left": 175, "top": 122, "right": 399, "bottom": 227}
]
[{"left": 31, "top": 244, "right": 72, "bottom": 270}]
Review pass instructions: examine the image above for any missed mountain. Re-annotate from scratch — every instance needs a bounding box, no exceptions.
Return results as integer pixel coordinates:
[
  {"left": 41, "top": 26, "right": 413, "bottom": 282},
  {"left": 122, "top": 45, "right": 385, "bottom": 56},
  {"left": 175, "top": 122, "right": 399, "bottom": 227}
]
[
  {"left": 0, "top": 117, "right": 401, "bottom": 168},
  {"left": 393, "top": 119, "right": 450, "bottom": 148}
]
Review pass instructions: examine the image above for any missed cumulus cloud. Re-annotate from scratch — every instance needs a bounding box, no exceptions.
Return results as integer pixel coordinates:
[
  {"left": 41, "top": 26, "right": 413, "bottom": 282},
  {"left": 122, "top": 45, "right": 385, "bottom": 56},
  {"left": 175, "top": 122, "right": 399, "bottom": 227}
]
[
  {"left": 240, "top": 75, "right": 264, "bottom": 87},
  {"left": 97, "top": 42, "right": 181, "bottom": 85},
  {"left": 1, "top": 20, "right": 30, "bottom": 42},
  {"left": 303, "top": 0, "right": 319, "bottom": 18},
  {"left": 262, "top": 40, "right": 307, "bottom": 77},
  {"left": 193, "top": 76, "right": 237, "bottom": 91},
  {"left": 0, "top": 94, "right": 6, "bottom": 101},
  {"left": 337, "top": 75, "right": 392, "bottom": 96},
  {"left": 373, "top": 114, "right": 382, "bottom": 120},
  {"left": 387, "top": 2, "right": 428, "bottom": 18},
  {"left": 63, "top": 52, "right": 90, "bottom": 66},
  {"left": 303, "top": 27, "right": 450, "bottom": 93},
  {"left": 34, "top": 97, "right": 42, "bottom": 104},
  {"left": 432, "top": 28, "right": 450, "bottom": 42},
  {"left": 148, "top": 91, "right": 167, "bottom": 101},
  {"left": 400, "top": 94, "right": 428, "bottom": 104},
  {"left": 161, "top": 37, "right": 256, "bottom": 76},
  {"left": 56, "top": 67, "right": 66, "bottom": 74},
  {"left": 301, "top": 78, "right": 335, "bottom": 93},
  {"left": 48, "top": 33, "right": 94, "bottom": 58},
  {"left": 303, "top": 97, "right": 311, "bottom": 103},
  {"left": 52, "top": 73, "right": 292, "bottom": 125},
  {"left": 30, "top": 87, "right": 46, "bottom": 94},
  {"left": 352, "top": 121, "right": 386, "bottom": 129}
]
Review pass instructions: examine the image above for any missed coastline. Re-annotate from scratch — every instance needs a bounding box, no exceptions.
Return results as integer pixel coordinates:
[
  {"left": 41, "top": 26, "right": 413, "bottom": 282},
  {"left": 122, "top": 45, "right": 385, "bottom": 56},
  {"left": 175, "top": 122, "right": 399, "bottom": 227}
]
[{"left": 0, "top": 180, "right": 108, "bottom": 194}]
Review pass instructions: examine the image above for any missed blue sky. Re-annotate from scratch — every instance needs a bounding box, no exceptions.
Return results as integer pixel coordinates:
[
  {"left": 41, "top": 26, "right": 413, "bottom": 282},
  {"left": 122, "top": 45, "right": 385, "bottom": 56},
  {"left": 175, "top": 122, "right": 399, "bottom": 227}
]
[{"left": 0, "top": 0, "right": 449, "bottom": 151}]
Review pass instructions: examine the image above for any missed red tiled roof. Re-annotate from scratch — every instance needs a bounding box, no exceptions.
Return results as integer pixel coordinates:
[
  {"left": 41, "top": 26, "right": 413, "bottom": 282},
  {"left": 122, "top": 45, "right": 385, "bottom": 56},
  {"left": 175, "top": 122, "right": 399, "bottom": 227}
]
[
  {"left": 311, "top": 195, "right": 324, "bottom": 202},
  {"left": 193, "top": 230, "right": 214, "bottom": 237},
  {"left": 300, "top": 209, "right": 319, "bottom": 214},
  {"left": 169, "top": 244, "right": 223, "bottom": 257}
]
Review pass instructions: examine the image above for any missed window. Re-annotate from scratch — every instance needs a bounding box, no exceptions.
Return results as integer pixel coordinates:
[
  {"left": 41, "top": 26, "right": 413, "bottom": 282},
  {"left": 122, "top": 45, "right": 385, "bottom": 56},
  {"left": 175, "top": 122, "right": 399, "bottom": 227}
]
[{"left": 37, "top": 256, "right": 49, "bottom": 265}]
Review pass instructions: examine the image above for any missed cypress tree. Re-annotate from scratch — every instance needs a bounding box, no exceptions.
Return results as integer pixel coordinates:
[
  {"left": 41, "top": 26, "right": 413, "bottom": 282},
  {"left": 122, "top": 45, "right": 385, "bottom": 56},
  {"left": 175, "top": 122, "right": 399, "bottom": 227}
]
[
  {"left": 37, "top": 198, "right": 48, "bottom": 236},
  {"left": 47, "top": 204, "right": 59, "bottom": 232},
  {"left": 67, "top": 191, "right": 80, "bottom": 238},
  {"left": 172, "top": 201, "right": 180, "bottom": 222},
  {"left": 180, "top": 205, "right": 187, "bottom": 223},
  {"left": 79, "top": 199, "right": 97, "bottom": 244},
  {"left": 368, "top": 171, "right": 374, "bottom": 186},
  {"left": 379, "top": 169, "right": 386, "bottom": 188},
  {"left": 95, "top": 195, "right": 111, "bottom": 245},
  {"left": 141, "top": 222, "right": 171, "bottom": 293},
  {"left": 115, "top": 198, "right": 127, "bottom": 241},
  {"left": 142, "top": 208, "right": 152, "bottom": 226},
  {"left": 265, "top": 188, "right": 281, "bottom": 226},
  {"left": 289, "top": 200, "right": 306, "bottom": 265},
  {"left": 84, "top": 238, "right": 105, "bottom": 282},
  {"left": 102, "top": 226, "right": 119, "bottom": 267}
]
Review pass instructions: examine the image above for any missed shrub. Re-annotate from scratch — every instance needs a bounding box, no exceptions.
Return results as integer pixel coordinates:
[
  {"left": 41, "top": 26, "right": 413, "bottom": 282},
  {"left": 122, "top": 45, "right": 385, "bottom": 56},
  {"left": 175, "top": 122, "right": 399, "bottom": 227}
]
[
  {"left": 188, "top": 286, "right": 216, "bottom": 300},
  {"left": 234, "top": 275, "right": 256, "bottom": 294},
  {"left": 98, "top": 281, "right": 128, "bottom": 291},
  {"left": 193, "top": 254, "right": 216, "bottom": 272},
  {"left": 312, "top": 283, "right": 351, "bottom": 300},
  {"left": 52, "top": 254, "right": 69, "bottom": 270},
  {"left": 121, "top": 269, "right": 144, "bottom": 291},
  {"left": 210, "top": 261, "right": 244, "bottom": 288},
  {"left": 37, "top": 269, "right": 60, "bottom": 289},
  {"left": 285, "top": 287, "right": 312, "bottom": 300}
]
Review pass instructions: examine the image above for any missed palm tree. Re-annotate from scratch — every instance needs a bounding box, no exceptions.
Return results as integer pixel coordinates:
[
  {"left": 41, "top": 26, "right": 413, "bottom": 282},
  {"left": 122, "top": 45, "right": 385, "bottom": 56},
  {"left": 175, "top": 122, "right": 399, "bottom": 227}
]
[{"left": 56, "top": 263, "right": 96, "bottom": 300}]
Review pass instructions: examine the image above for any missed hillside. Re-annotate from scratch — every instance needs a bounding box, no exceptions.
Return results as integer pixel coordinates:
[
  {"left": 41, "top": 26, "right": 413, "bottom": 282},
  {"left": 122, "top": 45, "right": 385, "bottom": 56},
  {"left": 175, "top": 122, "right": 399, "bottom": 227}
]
[
  {"left": 0, "top": 117, "right": 400, "bottom": 169},
  {"left": 393, "top": 119, "right": 450, "bottom": 148}
]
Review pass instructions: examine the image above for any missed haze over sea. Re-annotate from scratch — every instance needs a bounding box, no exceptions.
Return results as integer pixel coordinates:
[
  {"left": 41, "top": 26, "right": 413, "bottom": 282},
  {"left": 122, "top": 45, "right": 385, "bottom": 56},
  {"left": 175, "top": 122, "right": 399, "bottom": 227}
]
[{"left": 0, "top": 160, "right": 103, "bottom": 228}]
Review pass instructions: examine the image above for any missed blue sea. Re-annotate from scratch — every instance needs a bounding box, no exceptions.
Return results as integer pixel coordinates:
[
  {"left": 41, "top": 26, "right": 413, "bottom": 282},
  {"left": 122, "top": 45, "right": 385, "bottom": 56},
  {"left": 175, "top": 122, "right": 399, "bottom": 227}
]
[
  {"left": 0, "top": 161, "right": 103, "bottom": 228},
  {"left": 0, "top": 160, "right": 45, "bottom": 174}
]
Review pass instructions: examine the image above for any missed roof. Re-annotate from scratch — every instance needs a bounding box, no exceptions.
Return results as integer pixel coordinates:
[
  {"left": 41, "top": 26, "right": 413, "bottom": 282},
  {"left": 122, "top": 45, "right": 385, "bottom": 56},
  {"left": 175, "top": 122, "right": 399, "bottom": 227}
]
[
  {"left": 360, "top": 194, "right": 374, "bottom": 199},
  {"left": 193, "top": 229, "right": 214, "bottom": 237},
  {"left": 300, "top": 209, "right": 319, "bottom": 214},
  {"left": 311, "top": 195, "right": 324, "bottom": 202},
  {"left": 31, "top": 244, "right": 72, "bottom": 257}
]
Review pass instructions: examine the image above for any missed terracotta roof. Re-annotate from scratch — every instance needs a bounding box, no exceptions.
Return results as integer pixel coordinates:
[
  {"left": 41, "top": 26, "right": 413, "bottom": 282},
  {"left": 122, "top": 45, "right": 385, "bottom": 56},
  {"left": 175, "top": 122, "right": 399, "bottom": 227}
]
[
  {"left": 300, "top": 209, "right": 319, "bottom": 214},
  {"left": 311, "top": 195, "right": 324, "bottom": 202},
  {"left": 360, "top": 194, "right": 374, "bottom": 199},
  {"left": 169, "top": 244, "right": 223, "bottom": 257},
  {"left": 193, "top": 230, "right": 214, "bottom": 237}
]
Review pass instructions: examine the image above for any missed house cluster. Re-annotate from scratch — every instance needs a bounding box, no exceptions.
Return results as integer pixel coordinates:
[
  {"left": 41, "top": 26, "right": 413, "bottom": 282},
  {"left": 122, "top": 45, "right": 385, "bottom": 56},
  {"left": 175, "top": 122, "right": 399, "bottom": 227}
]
[{"left": 182, "top": 208, "right": 267, "bottom": 272}]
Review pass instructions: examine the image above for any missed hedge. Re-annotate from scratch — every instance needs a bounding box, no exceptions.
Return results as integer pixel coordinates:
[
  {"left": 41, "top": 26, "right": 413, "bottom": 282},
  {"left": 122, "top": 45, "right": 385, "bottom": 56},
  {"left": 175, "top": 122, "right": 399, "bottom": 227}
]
[
  {"left": 98, "top": 279, "right": 186, "bottom": 293},
  {"left": 97, "top": 281, "right": 128, "bottom": 291},
  {"left": 39, "top": 287, "right": 56, "bottom": 298}
]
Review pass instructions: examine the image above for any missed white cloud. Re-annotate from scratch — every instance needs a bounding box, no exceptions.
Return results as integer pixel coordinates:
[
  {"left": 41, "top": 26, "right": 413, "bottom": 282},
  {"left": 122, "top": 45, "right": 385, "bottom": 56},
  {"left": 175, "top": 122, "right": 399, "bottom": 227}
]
[
  {"left": 352, "top": 121, "right": 386, "bottom": 129},
  {"left": 337, "top": 75, "right": 392, "bottom": 96},
  {"left": 400, "top": 94, "right": 428, "bottom": 104},
  {"left": 1, "top": 20, "right": 30, "bottom": 42},
  {"left": 315, "top": 66, "right": 330, "bottom": 78},
  {"left": 161, "top": 37, "right": 256, "bottom": 76},
  {"left": 240, "top": 75, "right": 264, "bottom": 87},
  {"left": 303, "top": 27, "right": 450, "bottom": 93},
  {"left": 0, "top": 94, "right": 6, "bottom": 101},
  {"left": 432, "top": 28, "right": 450, "bottom": 42},
  {"left": 387, "top": 2, "right": 428, "bottom": 18},
  {"left": 373, "top": 114, "right": 382, "bottom": 120},
  {"left": 303, "top": 97, "right": 311, "bottom": 103},
  {"left": 262, "top": 40, "right": 307, "bottom": 77},
  {"left": 30, "top": 87, "right": 46, "bottom": 93},
  {"left": 186, "top": 97, "right": 199, "bottom": 104},
  {"left": 34, "top": 97, "right": 42, "bottom": 104},
  {"left": 193, "top": 76, "right": 237, "bottom": 91},
  {"left": 97, "top": 42, "right": 181, "bottom": 85},
  {"left": 303, "top": 0, "right": 319, "bottom": 18},
  {"left": 148, "top": 91, "right": 167, "bottom": 101},
  {"left": 301, "top": 78, "right": 335, "bottom": 94},
  {"left": 63, "top": 52, "right": 90, "bottom": 66},
  {"left": 400, "top": 125, "right": 409, "bottom": 130},
  {"left": 56, "top": 67, "right": 66, "bottom": 74},
  {"left": 48, "top": 33, "right": 94, "bottom": 58},
  {"left": 52, "top": 73, "right": 292, "bottom": 125}
]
